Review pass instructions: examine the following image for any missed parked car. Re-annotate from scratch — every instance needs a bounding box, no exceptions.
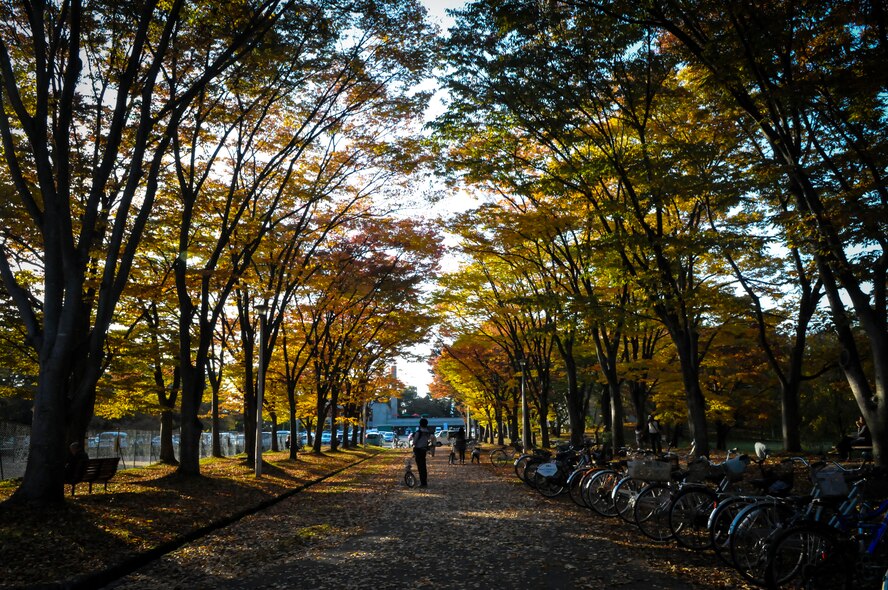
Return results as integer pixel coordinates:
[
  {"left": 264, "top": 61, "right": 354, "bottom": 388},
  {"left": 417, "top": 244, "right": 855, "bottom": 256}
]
[
  {"left": 0, "top": 436, "right": 15, "bottom": 454},
  {"left": 365, "top": 432, "right": 384, "bottom": 446},
  {"left": 96, "top": 431, "right": 128, "bottom": 450},
  {"left": 151, "top": 434, "right": 180, "bottom": 449},
  {"left": 382, "top": 431, "right": 394, "bottom": 443},
  {"left": 437, "top": 429, "right": 462, "bottom": 446},
  {"left": 227, "top": 432, "right": 245, "bottom": 454}
]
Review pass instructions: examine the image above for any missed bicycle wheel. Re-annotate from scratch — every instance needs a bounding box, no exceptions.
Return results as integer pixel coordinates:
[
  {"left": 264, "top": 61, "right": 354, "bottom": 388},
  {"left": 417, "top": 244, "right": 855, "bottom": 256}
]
[
  {"left": 857, "top": 532, "right": 888, "bottom": 589},
  {"left": 634, "top": 483, "right": 675, "bottom": 541},
  {"left": 612, "top": 476, "right": 646, "bottom": 523},
  {"left": 584, "top": 469, "right": 621, "bottom": 517},
  {"left": 709, "top": 496, "right": 756, "bottom": 564},
  {"left": 568, "top": 467, "right": 595, "bottom": 508},
  {"left": 670, "top": 486, "right": 719, "bottom": 551},
  {"left": 530, "top": 463, "right": 567, "bottom": 497},
  {"left": 404, "top": 470, "right": 416, "bottom": 488},
  {"left": 515, "top": 454, "right": 541, "bottom": 482},
  {"left": 523, "top": 461, "right": 542, "bottom": 488},
  {"left": 490, "top": 448, "right": 510, "bottom": 468},
  {"left": 764, "top": 522, "right": 851, "bottom": 589},
  {"left": 730, "top": 500, "right": 796, "bottom": 585}
]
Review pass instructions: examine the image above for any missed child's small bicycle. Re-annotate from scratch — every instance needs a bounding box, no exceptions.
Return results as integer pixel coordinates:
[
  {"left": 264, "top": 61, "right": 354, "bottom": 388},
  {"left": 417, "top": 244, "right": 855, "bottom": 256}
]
[{"left": 404, "top": 457, "right": 417, "bottom": 487}]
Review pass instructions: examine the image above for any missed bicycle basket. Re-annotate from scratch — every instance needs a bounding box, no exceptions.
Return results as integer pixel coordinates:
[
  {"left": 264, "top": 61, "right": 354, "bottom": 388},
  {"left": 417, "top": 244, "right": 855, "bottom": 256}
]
[
  {"left": 627, "top": 459, "right": 672, "bottom": 481},
  {"left": 723, "top": 457, "right": 749, "bottom": 482},
  {"left": 813, "top": 468, "right": 849, "bottom": 497}
]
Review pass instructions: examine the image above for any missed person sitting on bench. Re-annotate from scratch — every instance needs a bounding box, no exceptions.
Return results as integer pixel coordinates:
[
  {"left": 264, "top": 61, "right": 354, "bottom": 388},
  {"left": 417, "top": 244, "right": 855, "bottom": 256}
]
[
  {"left": 836, "top": 416, "right": 871, "bottom": 460},
  {"left": 64, "top": 442, "right": 89, "bottom": 481}
]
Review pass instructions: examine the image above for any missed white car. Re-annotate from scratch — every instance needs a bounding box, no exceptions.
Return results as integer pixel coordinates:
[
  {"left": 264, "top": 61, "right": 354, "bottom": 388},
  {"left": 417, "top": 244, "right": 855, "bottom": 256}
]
[{"left": 96, "top": 431, "right": 128, "bottom": 450}]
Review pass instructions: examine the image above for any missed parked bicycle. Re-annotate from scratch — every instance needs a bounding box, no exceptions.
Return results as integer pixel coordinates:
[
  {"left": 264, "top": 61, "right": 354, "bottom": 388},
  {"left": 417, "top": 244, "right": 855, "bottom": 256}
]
[
  {"left": 727, "top": 455, "right": 873, "bottom": 586},
  {"left": 489, "top": 440, "right": 523, "bottom": 468},
  {"left": 632, "top": 449, "right": 749, "bottom": 543},
  {"left": 764, "top": 466, "right": 888, "bottom": 589},
  {"left": 528, "top": 442, "right": 598, "bottom": 498}
]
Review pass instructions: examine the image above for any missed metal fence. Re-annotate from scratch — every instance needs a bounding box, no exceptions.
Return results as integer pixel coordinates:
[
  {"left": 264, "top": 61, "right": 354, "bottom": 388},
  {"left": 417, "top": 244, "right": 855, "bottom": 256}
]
[
  {"left": 0, "top": 423, "right": 288, "bottom": 481},
  {"left": 0, "top": 422, "right": 30, "bottom": 481}
]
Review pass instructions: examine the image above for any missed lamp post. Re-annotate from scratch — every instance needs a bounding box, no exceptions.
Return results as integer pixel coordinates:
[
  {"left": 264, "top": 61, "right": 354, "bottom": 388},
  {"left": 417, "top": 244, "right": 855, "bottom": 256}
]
[
  {"left": 209, "top": 351, "right": 221, "bottom": 458},
  {"left": 520, "top": 358, "right": 531, "bottom": 452},
  {"left": 254, "top": 302, "right": 268, "bottom": 477}
]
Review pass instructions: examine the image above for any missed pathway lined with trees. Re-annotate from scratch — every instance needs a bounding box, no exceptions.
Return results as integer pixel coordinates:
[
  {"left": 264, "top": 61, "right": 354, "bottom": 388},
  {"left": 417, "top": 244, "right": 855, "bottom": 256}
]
[
  {"left": 0, "top": 0, "right": 884, "bottom": 515},
  {"left": 105, "top": 451, "right": 751, "bottom": 590}
]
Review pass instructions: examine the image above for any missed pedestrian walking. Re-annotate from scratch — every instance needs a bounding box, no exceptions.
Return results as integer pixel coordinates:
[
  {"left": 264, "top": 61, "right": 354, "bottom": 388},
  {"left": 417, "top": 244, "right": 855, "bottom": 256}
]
[
  {"left": 634, "top": 424, "right": 645, "bottom": 449},
  {"left": 647, "top": 414, "right": 662, "bottom": 454},
  {"left": 412, "top": 418, "right": 433, "bottom": 487},
  {"left": 454, "top": 426, "right": 467, "bottom": 464}
]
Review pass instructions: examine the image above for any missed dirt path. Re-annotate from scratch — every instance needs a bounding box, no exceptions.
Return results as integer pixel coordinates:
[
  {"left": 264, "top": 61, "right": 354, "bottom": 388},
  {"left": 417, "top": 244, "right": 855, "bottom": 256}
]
[{"left": 104, "top": 450, "right": 752, "bottom": 589}]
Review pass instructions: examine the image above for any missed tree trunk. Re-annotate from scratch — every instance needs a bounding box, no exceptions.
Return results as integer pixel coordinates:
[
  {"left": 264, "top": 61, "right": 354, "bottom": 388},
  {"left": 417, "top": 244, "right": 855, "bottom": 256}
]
[
  {"left": 177, "top": 361, "right": 205, "bottom": 476},
  {"left": 563, "top": 354, "right": 586, "bottom": 448},
  {"left": 312, "top": 394, "right": 328, "bottom": 453},
  {"left": 11, "top": 361, "right": 69, "bottom": 504},
  {"left": 715, "top": 421, "right": 730, "bottom": 451},
  {"left": 671, "top": 331, "right": 710, "bottom": 457},
  {"left": 159, "top": 409, "right": 178, "bottom": 465},
  {"left": 593, "top": 325, "right": 625, "bottom": 450},
  {"left": 287, "top": 390, "right": 299, "bottom": 460}
]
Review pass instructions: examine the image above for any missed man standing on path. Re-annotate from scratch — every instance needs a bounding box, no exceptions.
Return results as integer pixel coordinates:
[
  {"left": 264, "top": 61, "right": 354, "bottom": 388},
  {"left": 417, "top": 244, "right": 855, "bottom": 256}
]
[
  {"left": 647, "top": 414, "right": 662, "bottom": 454},
  {"left": 412, "top": 418, "right": 432, "bottom": 487}
]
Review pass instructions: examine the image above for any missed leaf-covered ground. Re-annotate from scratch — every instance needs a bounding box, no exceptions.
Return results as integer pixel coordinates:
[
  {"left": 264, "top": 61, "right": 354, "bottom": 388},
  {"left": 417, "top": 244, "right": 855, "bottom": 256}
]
[
  {"left": 1, "top": 447, "right": 765, "bottom": 590},
  {"left": 0, "top": 449, "right": 377, "bottom": 589}
]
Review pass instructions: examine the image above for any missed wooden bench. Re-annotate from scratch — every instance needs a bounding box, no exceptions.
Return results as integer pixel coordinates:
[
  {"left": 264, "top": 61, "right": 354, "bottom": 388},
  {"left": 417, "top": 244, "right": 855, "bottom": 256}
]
[
  {"left": 852, "top": 445, "right": 874, "bottom": 459},
  {"left": 66, "top": 457, "right": 120, "bottom": 496}
]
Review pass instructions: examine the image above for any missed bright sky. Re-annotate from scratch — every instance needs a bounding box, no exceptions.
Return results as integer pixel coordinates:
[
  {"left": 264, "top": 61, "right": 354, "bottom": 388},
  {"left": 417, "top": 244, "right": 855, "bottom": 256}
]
[
  {"left": 422, "top": 0, "right": 465, "bottom": 27},
  {"left": 395, "top": 0, "right": 469, "bottom": 396}
]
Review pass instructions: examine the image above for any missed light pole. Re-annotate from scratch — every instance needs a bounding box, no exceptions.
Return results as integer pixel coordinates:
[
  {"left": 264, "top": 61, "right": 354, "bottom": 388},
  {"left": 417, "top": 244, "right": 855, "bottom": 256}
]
[
  {"left": 520, "top": 358, "right": 531, "bottom": 452},
  {"left": 254, "top": 302, "right": 268, "bottom": 477},
  {"left": 209, "top": 351, "right": 221, "bottom": 458},
  {"left": 362, "top": 402, "right": 368, "bottom": 447}
]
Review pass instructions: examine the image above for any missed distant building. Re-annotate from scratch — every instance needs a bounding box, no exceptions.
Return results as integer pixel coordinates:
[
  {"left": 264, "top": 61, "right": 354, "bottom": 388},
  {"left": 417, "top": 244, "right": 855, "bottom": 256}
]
[{"left": 368, "top": 396, "right": 463, "bottom": 434}]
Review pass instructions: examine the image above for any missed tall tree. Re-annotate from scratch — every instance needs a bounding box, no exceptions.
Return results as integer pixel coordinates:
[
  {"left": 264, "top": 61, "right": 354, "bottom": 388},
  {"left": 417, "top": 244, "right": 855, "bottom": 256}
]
[
  {"left": 167, "top": 0, "right": 438, "bottom": 474},
  {"left": 586, "top": 0, "right": 888, "bottom": 463},
  {"left": 439, "top": 1, "right": 762, "bottom": 456},
  {"left": 0, "top": 0, "right": 287, "bottom": 504}
]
